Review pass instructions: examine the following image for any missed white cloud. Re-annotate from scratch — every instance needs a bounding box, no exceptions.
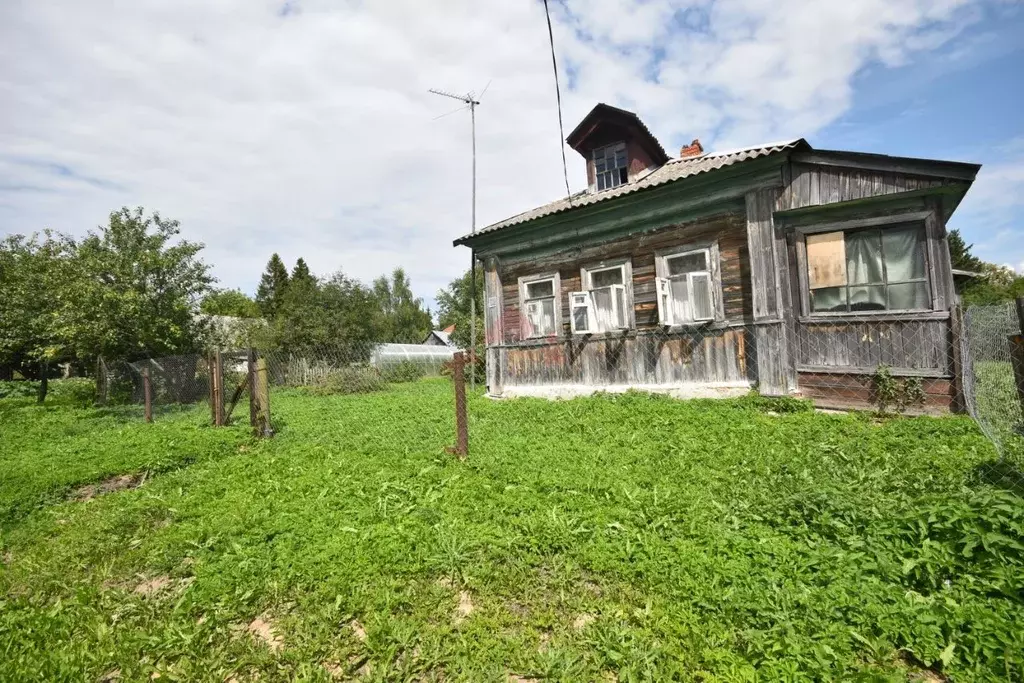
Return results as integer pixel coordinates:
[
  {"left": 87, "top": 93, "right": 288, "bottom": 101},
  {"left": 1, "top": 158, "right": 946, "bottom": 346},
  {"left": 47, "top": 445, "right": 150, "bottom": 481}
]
[
  {"left": 953, "top": 135, "right": 1024, "bottom": 269},
  {"left": 0, "top": 0, "right": 1008, "bottom": 307}
]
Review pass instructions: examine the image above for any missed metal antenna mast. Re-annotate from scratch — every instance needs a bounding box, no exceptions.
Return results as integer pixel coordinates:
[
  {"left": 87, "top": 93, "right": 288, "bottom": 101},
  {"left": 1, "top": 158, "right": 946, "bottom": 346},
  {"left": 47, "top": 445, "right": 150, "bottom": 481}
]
[{"left": 430, "top": 87, "right": 481, "bottom": 391}]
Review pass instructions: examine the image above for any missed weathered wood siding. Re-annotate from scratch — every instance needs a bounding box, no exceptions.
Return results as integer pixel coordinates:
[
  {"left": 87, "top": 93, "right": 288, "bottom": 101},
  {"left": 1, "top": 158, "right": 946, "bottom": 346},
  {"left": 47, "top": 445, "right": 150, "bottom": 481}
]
[
  {"left": 498, "top": 327, "right": 752, "bottom": 388},
  {"left": 777, "top": 162, "right": 950, "bottom": 211},
  {"left": 798, "top": 373, "right": 954, "bottom": 413},
  {"left": 794, "top": 316, "right": 952, "bottom": 376},
  {"left": 498, "top": 212, "right": 750, "bottom": 343}
]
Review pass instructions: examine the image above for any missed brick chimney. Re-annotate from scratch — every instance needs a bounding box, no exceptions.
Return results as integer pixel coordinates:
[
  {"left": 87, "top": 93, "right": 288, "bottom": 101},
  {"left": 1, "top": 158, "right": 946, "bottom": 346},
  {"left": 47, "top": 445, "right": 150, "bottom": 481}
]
[{"left": 679, "top": 139, "right": 704, "bottom": 158}]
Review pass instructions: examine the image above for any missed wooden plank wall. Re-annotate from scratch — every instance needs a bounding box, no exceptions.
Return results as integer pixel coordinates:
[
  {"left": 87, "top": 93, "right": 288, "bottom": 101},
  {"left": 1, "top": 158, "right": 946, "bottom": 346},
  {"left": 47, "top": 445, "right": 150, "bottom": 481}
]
[
  {"left": 744, "top": 189, "right": 797, "bottom": 395},
  {"left": 794, "top": 317, "right": 952, "bottom": 376},
  {"left": 798, "top": 374, "right": 954, "bottom": 413},
  {"left": 500, "top": 328, "right": 752, "bottom": 388},
  {"left": 498, "top": 212, "right": 750, "bottom": 343},
  {"left": 777, "top": 162, "right": 947, "bottom": 212}
]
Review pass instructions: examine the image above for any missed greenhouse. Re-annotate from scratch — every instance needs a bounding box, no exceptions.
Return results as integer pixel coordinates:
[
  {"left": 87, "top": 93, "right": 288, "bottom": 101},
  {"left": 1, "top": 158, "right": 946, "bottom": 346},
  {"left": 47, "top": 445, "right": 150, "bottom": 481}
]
[{"left": 370, "top": 343, "right": 457, "bottom": 374}]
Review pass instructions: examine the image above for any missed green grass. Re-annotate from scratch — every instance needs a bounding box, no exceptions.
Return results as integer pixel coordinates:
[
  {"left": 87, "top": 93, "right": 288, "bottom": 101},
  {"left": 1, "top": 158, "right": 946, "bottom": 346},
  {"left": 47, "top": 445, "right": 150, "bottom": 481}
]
[{"left": 1, "top": 379, "right": 1022, "bottom": 681}]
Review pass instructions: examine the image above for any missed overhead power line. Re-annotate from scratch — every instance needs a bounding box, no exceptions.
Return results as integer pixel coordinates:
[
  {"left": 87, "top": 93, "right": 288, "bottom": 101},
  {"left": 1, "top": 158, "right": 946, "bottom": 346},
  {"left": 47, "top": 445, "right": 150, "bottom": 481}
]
[{"left": 543, "top": 0, "right": 572, "bottom": 204}]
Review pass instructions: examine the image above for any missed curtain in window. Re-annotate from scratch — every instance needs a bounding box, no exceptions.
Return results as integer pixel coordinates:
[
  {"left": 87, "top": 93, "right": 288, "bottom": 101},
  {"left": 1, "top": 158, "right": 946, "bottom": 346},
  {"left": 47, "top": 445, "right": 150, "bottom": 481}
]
[
  {"left": 846, "top": 231, "right": 885, "bottom": 311},
  {"left": 884, "top": 225, "right": 927, "bottom": 309}
]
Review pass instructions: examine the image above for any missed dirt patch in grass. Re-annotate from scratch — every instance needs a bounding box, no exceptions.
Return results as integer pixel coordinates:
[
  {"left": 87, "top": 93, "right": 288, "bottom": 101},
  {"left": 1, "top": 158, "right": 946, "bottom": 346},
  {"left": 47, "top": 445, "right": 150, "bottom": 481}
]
[
  {"left": 133, "top": 576, "right": 172, "bottom": 596},
  {"left": 572, "top": 613, "right": 596, "bottom": 631},
  {"left": 349, "top": 619, "right": 367, "bottom": 642},
  {"left": 247, "top": 614, "right": 284, "bottom": 652},
  {"left": 454, "top": 590, "right": 474, "bottom": 623},
  {"left": 71, "top": 472, "right": 146, "bottom": 501}
]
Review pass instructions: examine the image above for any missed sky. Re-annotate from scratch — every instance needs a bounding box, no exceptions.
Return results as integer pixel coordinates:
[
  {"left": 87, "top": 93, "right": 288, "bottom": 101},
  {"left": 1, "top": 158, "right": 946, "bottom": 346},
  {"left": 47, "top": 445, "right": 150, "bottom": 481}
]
[{"left": 2, "top": 0, "right": 1023, "bottom": 313}]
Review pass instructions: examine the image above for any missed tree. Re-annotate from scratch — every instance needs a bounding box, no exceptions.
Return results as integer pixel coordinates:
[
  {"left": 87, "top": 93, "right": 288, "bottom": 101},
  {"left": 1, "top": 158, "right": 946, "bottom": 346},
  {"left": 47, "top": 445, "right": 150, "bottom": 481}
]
[
  {"left": 255, "top": 254, "right": 290, "bottom": 318},
  {"left": 372, "top": 268, "right": 433, "bottom": 343},
  {"left": 0, "top": 231, "right": 78, "bottom": 399},
  {"left": 947, "top": 229, "right": 1024, "bottom": 306},
  {"left": 63, "top": 207, "right": 213, "bottom": 362},
  {"left": 948, "top": 229, "right": 985, "bottom": 273},
  {"left": 201, "top": 288, "right": 261, "bottom": 318},
  {"left": 436, "top": 267, "right": 484, "bottom": 350}
]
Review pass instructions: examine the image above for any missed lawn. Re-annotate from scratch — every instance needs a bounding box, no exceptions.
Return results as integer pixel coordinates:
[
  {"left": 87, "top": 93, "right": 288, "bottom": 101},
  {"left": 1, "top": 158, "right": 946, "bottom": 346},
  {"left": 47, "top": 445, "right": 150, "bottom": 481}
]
[{"left": 1, "top": 379, "right": 1022, "bottom": 682}]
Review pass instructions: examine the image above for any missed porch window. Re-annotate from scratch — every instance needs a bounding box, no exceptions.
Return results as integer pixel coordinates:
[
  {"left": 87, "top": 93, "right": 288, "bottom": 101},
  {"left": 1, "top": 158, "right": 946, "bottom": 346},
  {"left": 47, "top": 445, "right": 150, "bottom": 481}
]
[
  {"left": 806, "top": 224, "right": 929, "bottom": 314},
  {"left": 571, "top": 262, "right": 633, "bottom": 334},
  {"left": 593, "top": 143, "right": 628, "bottom": 191},
  {"left": 519, "top": 274, "right": 560, "bottom": 338}
]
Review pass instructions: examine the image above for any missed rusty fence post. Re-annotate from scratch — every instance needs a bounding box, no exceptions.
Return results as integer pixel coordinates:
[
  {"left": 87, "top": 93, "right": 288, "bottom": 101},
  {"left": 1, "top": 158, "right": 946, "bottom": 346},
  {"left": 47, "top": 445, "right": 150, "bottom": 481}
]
[
  {"left": 446, "top": 351, "right": 469, "bottom": 458},
  {"left": 143, "top": 367, "right": 153, "bottom": 423}
]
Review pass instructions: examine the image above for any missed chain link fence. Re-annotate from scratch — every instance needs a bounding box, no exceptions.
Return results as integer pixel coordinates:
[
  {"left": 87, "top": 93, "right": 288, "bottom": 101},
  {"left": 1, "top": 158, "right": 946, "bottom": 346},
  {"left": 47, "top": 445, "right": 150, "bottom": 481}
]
[
  {"left": 962, "top": 302, "right": 1024, "bottom": 470},
  {"left": 94, "top": 306, "right": 1023, "bottom": 486}
]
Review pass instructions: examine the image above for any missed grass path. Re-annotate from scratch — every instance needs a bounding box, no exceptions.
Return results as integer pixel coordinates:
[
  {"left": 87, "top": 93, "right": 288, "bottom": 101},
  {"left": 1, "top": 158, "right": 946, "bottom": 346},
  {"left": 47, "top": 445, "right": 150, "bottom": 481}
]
[{"left": 1, "top": 380, "right": 1022, "bottom": 681}]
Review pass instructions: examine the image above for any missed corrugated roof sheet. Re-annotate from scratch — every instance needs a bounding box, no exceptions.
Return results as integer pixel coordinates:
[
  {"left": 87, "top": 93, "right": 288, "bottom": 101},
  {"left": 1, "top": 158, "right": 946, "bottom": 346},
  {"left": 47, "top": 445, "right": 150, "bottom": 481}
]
[{"left": 456, "top": 139, "right": 806, "bottom": 244}]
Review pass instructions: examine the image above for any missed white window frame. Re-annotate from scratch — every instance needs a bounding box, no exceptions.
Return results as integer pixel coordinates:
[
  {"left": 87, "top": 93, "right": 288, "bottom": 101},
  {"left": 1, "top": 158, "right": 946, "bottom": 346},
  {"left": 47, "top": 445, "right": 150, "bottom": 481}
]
[
  {"left": 592, "top": 142, "right": 628, "bottom": 192},
  {"left": 654, "top": 242, "right": 724, "bottom": 326},
  {"left": 573, "top": 260, "right": 634, "bottom": 334},
  {"left": 517, "top": 272, "right": 561, "bottom": 339}
]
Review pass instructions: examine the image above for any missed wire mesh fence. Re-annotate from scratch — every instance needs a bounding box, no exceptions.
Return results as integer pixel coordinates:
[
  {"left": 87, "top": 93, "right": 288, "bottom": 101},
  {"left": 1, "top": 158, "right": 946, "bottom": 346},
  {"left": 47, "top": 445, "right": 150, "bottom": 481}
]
[
  {"left": 962, "top": 302, "right": 1024, "bottom": 467},
  {"left": 94, "top": 305, "right": 1024, "bottom": 486}
]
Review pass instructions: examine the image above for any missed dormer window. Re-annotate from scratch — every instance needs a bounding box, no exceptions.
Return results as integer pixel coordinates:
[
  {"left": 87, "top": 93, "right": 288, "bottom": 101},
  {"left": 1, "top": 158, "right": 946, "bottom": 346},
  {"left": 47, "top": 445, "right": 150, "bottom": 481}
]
[{"left": 593, "top": 143, "right": 628, "bottom": 190}]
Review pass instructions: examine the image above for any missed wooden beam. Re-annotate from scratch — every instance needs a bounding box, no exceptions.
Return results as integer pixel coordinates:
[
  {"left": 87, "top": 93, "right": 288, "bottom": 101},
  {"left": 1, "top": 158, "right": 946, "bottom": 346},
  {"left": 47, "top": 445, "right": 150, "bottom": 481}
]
[{"left": 790, "top": 150, "right": 980, "bottom": 182}]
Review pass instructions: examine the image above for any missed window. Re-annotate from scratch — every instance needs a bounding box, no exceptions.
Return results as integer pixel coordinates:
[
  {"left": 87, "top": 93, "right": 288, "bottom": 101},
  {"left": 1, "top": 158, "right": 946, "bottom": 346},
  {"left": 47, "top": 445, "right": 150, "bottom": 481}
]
[
  {"left": 571, "top": 262, "right": 632, "bottom": 334},
  {"left": 593, "top": 143, "right": 628, "bottom": 191},
  {"left": 654, "top": 243, "right": 722, "bottom": 326},
  {"left": 806, "top": 224, "right": 929, "bottom": 313},
  {"left": 519, "top": 274, "right": 560, "bottom": 338}
]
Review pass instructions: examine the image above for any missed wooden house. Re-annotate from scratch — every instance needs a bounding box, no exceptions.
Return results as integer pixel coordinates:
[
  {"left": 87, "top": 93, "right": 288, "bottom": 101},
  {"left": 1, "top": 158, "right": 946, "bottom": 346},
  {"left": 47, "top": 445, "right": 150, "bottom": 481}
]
[{"left": 454, "top": 104, "right": 981, "bottom": 412}]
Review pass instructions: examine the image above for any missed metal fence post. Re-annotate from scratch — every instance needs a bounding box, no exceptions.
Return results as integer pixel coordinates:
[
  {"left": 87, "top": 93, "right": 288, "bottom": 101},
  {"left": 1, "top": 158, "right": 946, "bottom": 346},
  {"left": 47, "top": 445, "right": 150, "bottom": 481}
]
[
  {"left": 143, "top": 367, "right": 153, "bottom": 423},
  {"left": 446, "top": 351, "right": 469, "bottom": 458}
]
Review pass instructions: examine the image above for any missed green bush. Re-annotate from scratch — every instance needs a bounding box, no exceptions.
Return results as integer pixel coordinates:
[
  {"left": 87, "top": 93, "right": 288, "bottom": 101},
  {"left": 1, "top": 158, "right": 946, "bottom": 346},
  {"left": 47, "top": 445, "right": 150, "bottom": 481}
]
[
  {"left": 0, "top": 381, "right": 37, "bottom": 399},
  {"left": 303, "top": 366, "right": 386, "bottom": 396},
  {"left": 48, "top": 378, "right": 97, "bottom": 405},
  {"left": 379, "top": 360, "right": 426, "bottom": 384},
  {"left": 0, "top": 378, "right": 96, "bottom": 404}
]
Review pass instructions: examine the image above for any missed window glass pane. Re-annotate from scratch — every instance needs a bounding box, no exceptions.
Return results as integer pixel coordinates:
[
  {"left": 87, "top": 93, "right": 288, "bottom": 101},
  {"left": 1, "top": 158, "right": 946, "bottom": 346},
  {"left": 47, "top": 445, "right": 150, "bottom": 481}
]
[
  {"left": 667, "top": 251, "right": 707, "bottom": 276},
  {"left": 539, "top": 298, "right": 556, "bottom": 335},
  {"left": 882, "top": 226, "right": 925, "bottom": 282},
  {"left": 691, "top": 273, "right": 713, "bottom": 319},
  {"left": 614, "top": 286, "right": 626, "bottom": 327},
  {"left": 526, "top": 280, "right": 553, "bottom": 299},
  {"left": 573, "top": 303, "right": 589, "bottom": 332},
  {"left": 591, "top": 287, "right": 614, "bottom": 330},
  {"left": 669, "top": 277, "right": 689, "bottom": 321},
  {"left": 597, "top": 174, "right": 608, "bottom": 191},
  {"left": 806, "top": 232, "right": 846, "bottom": 289},
  {"left": 590, "top": 267, "right": 623, "bottom": 288},
  {"left": 618, "top": 167, "right": 628, "bottom": 184},
  {"left": 810, "top": 286, "right": 845, "bottom": 312},
  {"left": 888, "top": 282, "right": 929, "bottom": 310},
  {"left": 846, "top": 230, "right": 884, "bottom": 285},
  {"left": 848, "top": 285, "right": 886, "bottom": 311}
]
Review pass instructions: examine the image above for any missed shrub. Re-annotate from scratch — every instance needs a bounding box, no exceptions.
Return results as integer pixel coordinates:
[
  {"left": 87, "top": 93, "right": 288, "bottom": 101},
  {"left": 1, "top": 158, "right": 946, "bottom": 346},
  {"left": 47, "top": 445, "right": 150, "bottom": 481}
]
[
  {"left": 303, "top": 366, "right": 386, "bottom": 396},
  {"left": 0, "top": 381, "right": 37, "bottom": 400},
  {"left": 47, "top": 378, "right": 97, "bottom": 405},
  {"left": 379, "top": 360, "right": 426, "bottom": 384},
  {"left": 871, "top": 364, "right": 927, "bottom": 415}
]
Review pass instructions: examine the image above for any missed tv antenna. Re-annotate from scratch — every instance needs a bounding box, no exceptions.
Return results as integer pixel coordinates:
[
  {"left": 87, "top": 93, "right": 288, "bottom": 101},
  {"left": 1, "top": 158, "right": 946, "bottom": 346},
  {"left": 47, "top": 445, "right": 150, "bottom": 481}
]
[{"left": 430, "top": 86, "right": 485, "bottom": 390}]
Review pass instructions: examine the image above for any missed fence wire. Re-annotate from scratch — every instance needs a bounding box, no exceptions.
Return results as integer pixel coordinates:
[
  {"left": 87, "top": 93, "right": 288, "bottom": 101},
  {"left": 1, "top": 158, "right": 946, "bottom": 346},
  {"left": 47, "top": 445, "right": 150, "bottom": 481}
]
[
  {"left": 963, "top": 303, "right": 1024, "bottom": 468},
  {"left": 95, "top": 309, "right": 1023, "bottom": 486}
]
